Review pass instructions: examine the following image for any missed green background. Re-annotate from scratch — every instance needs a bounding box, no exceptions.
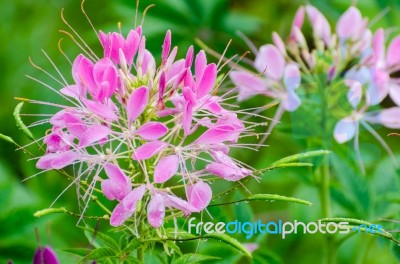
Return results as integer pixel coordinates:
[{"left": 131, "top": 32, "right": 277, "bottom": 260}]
[{"left": 1, "top": 0, "right": 400, "bottom": 263}]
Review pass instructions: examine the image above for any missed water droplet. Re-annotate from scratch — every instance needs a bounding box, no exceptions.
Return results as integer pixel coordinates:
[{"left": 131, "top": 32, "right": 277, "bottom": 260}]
[{"left": 235, "top": 202, "right": 239, "bottom": 205}]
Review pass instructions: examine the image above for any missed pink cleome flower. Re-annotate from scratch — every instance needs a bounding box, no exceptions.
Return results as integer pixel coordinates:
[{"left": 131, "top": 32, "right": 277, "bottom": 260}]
[{"left": 35, "top": 27, "right": 255, "bottom": 229}]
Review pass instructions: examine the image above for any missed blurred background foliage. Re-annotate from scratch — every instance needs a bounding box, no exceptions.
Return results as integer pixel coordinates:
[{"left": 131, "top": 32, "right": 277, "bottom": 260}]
[{"left": 1, "top": 0, "right": 400, "bottom": 263}]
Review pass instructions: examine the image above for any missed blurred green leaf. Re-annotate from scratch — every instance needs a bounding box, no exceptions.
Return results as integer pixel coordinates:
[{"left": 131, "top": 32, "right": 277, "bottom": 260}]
[{"left": 173, "top": 253, "right": 220, "bottom": 264}]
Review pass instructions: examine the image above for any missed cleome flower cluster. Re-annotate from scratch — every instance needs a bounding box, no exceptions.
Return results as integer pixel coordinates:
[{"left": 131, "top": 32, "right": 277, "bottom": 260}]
[
  {"left": 35, "top": 26, "right": 255, "bottom": 228},
  {"left": 230, "top": 5, "right": 400, "bottom": 156}
]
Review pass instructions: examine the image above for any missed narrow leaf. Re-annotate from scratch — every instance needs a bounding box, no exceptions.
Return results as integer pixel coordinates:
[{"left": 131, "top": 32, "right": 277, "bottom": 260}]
[
  {"left": 254, "top": 162, "right": 313, "bottom": 175},
  {"left": 320, "top": 217, "right": 400, "bottom": 244},
  {"left": 14, "top": 102, "right": 34, "bottom": 140},
  {"left": 81, "top": 226, "right": 120, "bottom": 251},
  {"left": 209, "top": 194, "right": 313, "bottom": 207},
  {"left": 0, "top": 133, "right": 17, "bottom": 145},
  {"left": 272, "top": 150, "right": 330, "bottom": 166},
  {"left": 203, "top": 233, "right": 252, "bottom": 258},
  {"left": 78, "top": 247, "right": 117, "bottom": 264}
]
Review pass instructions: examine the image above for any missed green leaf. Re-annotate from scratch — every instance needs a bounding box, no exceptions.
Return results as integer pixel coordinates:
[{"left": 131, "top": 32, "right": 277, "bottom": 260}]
[
  {"left": 0, "top": 133, "right": 17, "bottom": 145},
  {"left": 78, "top": 247, "right": 117, "bottom": 264},
  {"left": 271, "top": 150, "right": 331, "bottom": 166},
  {"left": 203, "top": 233, "right": 252, "bottom": 258},
  {"left": 164, "top": 240, "right": 183, "bottom": 256},
  {"left": 209, "top": 194, "right": 313, "bottom": 207},
  {"left": 173, "top": 253, "right": 220, "bottom": 264},
  {"left": 82, "top": 226, "right": 120, "bottom": 251},
  {"left": 254, "top": 162, "right": 313, "bottom": 176},
  {"left": 119, "top": 238, "right": 140, "bottom": 256},
  {"left": 164, "top": 228, "right": 197, "bottom": 240},
  {"left": 320, "top": 217, "right": 400, "bottom": 244},
  {"left": 13, "top": 102, "right": 34, "bottom": 140}
]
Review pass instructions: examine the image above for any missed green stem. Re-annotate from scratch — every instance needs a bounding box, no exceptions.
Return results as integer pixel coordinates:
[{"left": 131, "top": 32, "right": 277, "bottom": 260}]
[
  {"left": 317, "top": 75, "right": 335, "bottom": 264},
  {"left": 137, "top": 220, "right": 144, "bottom": 263},
  {"left": 317, "top": 156, "right": 335, "bottom": 264}
]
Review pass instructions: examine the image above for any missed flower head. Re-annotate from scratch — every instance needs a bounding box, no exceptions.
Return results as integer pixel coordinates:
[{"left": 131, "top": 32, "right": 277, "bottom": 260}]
[{"left": 33, "top": 26, "right": 256, "bottom": 230}]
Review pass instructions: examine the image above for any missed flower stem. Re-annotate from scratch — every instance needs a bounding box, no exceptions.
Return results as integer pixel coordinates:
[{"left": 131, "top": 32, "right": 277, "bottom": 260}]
[
  {"left": 137, "top": 220, "right": 145, "bottom": 263},
  {"left": 319, "top": 156, "right": 335, "bottom": 264}
]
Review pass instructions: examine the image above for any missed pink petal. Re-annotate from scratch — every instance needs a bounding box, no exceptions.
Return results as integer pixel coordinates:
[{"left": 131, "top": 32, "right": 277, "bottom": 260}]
[
  {"left": 60, "top": 85, "right": 81, "bottom": 99},
  {"left": 372, "top": 29, "right": 385, "bottom": 66},
  {"left": 196, "top": 63, "right": 217, "bottom": 98},
  {"left": 124, "top": 29, "right": 140, "bottom": 65},
  {"left": 93, "top": 58, "right": 118, "bottom": 100},
  {"left": 230, "top": 70, "right": 267, "bottom": 101},
  {"left": 110, "top": 185, "right": 146, "bottom": 227},
  {"left": 282, "top": 90, "right": 301, "bottom": 112},
  {"left": 78, "top": 124, "right": 111, "bottom": 147},
  {"left": 255, "top": 44, "right": 285, "bottom": 80},
  {"left": 206, "top": 162, "right": 250, "bottom": 181},
  {"left": 387, "top": 36, "right": 400, "bottom": 67},
  {"left": 154, "top": 155, "right": 179, "bottom": 183},
  {"left": 110, "top": 32, "right": 125, "bottom": 63},
  {"left": 164, "top": 194, "right": 197, "bottom": 216},
  {"left": 72, "top": 54, "right": 96, "bottom": 93},
  {"left": 182, "top": 101, "right": 194, "bottom": 136},
  {"left": 82, "top": 99, "right": 118, "bottom": 121},
  {"left": 141, "top": 50, "right": 156, "bottom": 76},
  {"left": 283, "top": 64, "right": 301, "bottom": 91},
  {"left": 186, "top": 181, "right": 212, "bottom": 211},
  {"left": 204, "top": 96, "right": 223, "bottom": 114},
  {"left": 136, "top": 37, "right": 146, "bottom": 68},
  {"left": 36, "top": 151, "right": 80, "bottom": 170},
  {"left": 346, "top": 80, "right": 363, "bottom": 108},
  {"left": 336, "top": 7, "right": 363, "bottom": 40},
  {"left": 305, "top": 5, "right": 331, "bottom": 44},
  {"left": 127, "top": 86, "right": 149, "bottom": 123},
  {"left": 33, "top": 246, "right": 59, "bottom": 264},
  {"left": 194, "top": 125, "right": 236, "bottom": 145},
  {"left": 379, "top": 107, "right": 400, "bottom": 129},
  {"left": 272, "top": 32, "right": 286, "bottom": 56},
  {"left": 292, "top": 6, "right": 305, "bottom": 30},
  {"left": 166, "top": 59, "right": 185, "bottom": 86},
  {"left": 185, "top": 46, "right": 194, "bottom": 68},
  {"left": 136, "top": 122, "right": 168, "bottom": 140},
  {"left": 63, "top": 113, "right": 86, "bottom": 137},
  {"left": 161, "top": 30, "right": 171, "bottom": 65},
  {"left": 195, "top": 50, "right": 207, "bottom": 82},
  {"left": 333, "top": 118, "right": 357, "bottom": 143},
  {"left": 368, "top": 68, "right": 389, "bottom": 105},
  {"left": 101, "top": 163, "right": 132, "bottom": 201},
  {"left": 182, "top": 86, "right": 196, "bottom": 104},
  {"left": 147, "top": 193, "right": 165, "bottom": 228},
  {"left": 389, "top": 83, "right": 400, "bottom": 106},
  {"left": 132, "top": 141, "right": 168, "bottom": 161}
]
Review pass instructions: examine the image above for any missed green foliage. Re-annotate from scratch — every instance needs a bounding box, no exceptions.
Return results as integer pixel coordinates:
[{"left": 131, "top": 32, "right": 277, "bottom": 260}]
[{"left": 1, "top": 0, "right": 400, "bottom": 264}]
